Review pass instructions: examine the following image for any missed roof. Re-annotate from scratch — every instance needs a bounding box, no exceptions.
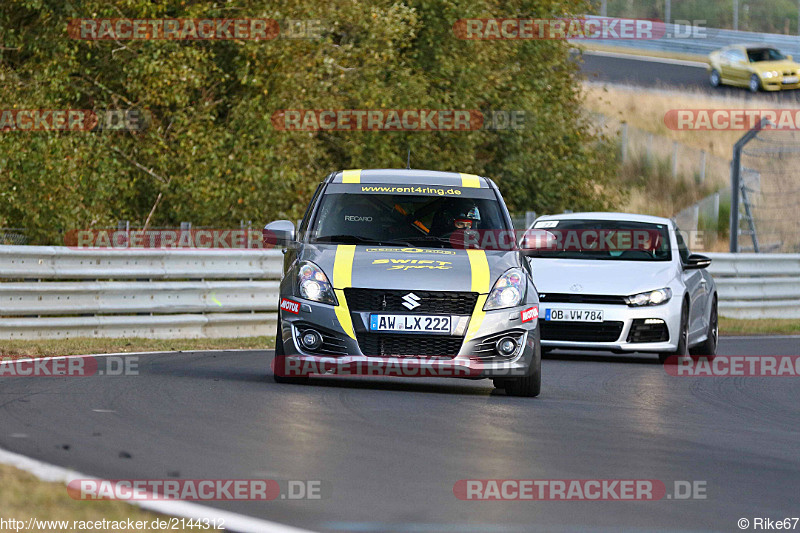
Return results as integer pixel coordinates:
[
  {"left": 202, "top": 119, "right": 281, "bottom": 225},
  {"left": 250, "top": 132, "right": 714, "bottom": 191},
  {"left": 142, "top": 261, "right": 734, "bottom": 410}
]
[
  {"left": 534, "top": 212, "right": 673, "bottom": 225},
  {"left": 329, "top": 169, "right": 490, "bottom": 189}
]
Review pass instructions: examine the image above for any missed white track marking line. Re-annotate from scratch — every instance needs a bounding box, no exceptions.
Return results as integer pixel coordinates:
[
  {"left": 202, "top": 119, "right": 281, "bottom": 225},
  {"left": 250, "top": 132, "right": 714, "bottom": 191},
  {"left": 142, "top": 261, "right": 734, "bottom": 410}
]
[
  {"left": 0, "top": 447, "right": 317, "bottom": 533},
  {"left": 0, "top": 349, "right": 266, "bottom": 366},
  {"left": 577, "top": 48, "right": 709, "bottom": 68}
]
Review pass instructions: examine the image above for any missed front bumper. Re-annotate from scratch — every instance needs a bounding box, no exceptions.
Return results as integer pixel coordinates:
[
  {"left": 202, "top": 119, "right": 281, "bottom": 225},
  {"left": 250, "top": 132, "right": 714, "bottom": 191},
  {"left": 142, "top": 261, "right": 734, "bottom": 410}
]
[
  {"left": 277, "top": 298, "right": 539, "bottom": 379},
  {"left": 539, "top": 300, "right": 681, "bottom": 353},
  {"left": 760, "top": 78, "right": 800, "bottom": 91}
]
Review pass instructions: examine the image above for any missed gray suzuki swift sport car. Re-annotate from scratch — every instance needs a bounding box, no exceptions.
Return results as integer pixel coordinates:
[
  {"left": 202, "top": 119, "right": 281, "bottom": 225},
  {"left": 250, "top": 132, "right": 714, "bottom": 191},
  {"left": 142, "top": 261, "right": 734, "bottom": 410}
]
[{"left": 266, "top": 169, "right": 542, "bottom": 397}]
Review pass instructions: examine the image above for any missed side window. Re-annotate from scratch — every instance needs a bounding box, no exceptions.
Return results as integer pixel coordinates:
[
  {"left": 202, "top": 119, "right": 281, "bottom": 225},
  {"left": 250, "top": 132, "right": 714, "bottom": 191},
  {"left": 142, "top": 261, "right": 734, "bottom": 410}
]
[
  {"left": 731, "top": 49, "right": 746, "bottom": 63},
  {"left": 674, "top": 227, "right": 691, "bottom": 264},
  {"left": 298, "top": 182, "right": 324, "bottom": 240}
]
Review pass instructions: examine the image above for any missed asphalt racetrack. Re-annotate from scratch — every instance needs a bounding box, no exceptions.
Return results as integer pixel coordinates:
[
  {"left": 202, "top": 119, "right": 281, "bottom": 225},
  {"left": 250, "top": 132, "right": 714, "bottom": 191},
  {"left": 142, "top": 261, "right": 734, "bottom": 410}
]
[
  {"left": 579, "top": 51, "right": 800, "bottom": 103},
  {"left": 1, "top": 336, "right": 799, "bottom": 532}
]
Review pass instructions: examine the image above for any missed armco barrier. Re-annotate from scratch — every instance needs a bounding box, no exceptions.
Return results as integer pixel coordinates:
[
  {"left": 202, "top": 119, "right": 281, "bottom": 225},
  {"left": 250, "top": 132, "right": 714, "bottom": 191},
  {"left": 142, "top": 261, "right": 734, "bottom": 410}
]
[
  {"left": 0, "top": 245, "right": 284, "bottom": 340},
  {"left": 0, "top": 247, "right": 796, "bottom": 339},
  {"left": 578, "top": 16, "right": 800, "bottom": 62},
  {"left": 706, "top": 253, "right": 800, "bottom": 319}
]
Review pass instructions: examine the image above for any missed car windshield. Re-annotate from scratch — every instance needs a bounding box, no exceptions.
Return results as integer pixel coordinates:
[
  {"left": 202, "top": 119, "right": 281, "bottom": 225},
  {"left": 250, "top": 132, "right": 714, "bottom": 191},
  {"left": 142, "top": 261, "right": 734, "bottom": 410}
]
[
  {"left": 309, "top": 192, "right": 509, "bottom": 249},
  {"left": 527, "top": 219, "right": 672, "bottom": 261},
  {"left": 748, "top": 48, "right": 786, "bottom": 62}
]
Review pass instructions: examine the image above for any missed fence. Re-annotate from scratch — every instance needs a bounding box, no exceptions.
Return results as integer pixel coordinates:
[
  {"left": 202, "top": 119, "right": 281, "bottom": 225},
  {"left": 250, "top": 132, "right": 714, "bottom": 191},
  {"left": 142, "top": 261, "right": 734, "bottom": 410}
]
[
  {"left": 0, "top": 246, "right": 796, "bottom": 339},
  {"left": 579, "top": 15, "right": 800, "bottom": 59},
  {"left": 735, "top": 129, "right": 800, "bottom": 253},
  {"left": 0, "top": 246, "right": 282, "bottom": 340},
  {"left": 594, "top": 114, "right": 730, "bottom": 188}
]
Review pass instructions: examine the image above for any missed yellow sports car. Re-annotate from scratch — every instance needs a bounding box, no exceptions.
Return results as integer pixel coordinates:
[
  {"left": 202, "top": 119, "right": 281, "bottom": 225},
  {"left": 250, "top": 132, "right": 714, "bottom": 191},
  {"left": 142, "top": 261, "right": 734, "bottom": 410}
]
[{"left": 708, "top": 45, "right": 800, "bottom": 92}]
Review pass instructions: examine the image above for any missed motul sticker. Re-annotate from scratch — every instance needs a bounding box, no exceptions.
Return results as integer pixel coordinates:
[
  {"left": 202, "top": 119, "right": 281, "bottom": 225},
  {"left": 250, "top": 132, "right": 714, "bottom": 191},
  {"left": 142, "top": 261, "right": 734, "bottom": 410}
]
[
  {"left": 280, "top": 298, "right": 300, "bottom": 314},
  {"left": 521, "top": 306, "right": 539, "bottom": 322}
]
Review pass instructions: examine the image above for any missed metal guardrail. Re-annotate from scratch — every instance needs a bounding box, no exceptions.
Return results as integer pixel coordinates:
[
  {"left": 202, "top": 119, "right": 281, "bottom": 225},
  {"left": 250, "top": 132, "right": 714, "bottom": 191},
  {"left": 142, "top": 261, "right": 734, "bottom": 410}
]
[
  {"left": 706, "top": 253, "right": 800, "bottom": 319},
  {"left": 0, "top": 245, "right": 284, "bottom": 340},
  {"left": 580, "top": 16, "right": 800, "bottom": 61},
  {"left": 0, "top": 247, "right": 796, "bottom": 339}
]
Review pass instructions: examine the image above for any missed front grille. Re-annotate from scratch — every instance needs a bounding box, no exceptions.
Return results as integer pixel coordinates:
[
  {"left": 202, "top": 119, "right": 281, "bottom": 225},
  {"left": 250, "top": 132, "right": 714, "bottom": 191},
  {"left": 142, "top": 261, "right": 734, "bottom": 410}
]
[
  {"left": 627, "top": 319, "right": 669, "bottom": 343},
  {"left": 344, "top": 289, "right": 478, "bottom": 314},
  {"left": 294, "top": 323, "right": 350, "bottom": 356},
  {"left": 540, "top": 320, "right": 624, "bottom": 342},
  {"left": 539, "top": 293, "right": 627, "bottom": 305},
  {"left": 355, "top": 333, "right": 463, "bottom": 357}
]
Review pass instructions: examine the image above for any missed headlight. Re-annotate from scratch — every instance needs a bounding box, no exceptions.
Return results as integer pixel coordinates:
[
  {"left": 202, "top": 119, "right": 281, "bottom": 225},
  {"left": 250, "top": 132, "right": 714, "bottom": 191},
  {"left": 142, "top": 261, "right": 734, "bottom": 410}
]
[
  {"left": 483, "top": 268, "right": 525, "bottom": 310},
  {"left": 625, "top": 288, "right": 672, "bottom": 307},
  {"left": 297, "top": 262, "right": 336, "bottom": 305},
  {"left": 764, "top": 71, "right": 773, "bottom": 78},
  {"left": 763, "top": 71, "right": 779, "bottom": 78}
]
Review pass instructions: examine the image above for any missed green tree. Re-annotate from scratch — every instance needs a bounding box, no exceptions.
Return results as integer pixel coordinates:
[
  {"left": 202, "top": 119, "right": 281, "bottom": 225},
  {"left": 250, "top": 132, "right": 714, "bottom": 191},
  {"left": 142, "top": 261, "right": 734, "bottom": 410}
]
[{"left": 1, "top": 0, "right": 618, "bottom": 244}]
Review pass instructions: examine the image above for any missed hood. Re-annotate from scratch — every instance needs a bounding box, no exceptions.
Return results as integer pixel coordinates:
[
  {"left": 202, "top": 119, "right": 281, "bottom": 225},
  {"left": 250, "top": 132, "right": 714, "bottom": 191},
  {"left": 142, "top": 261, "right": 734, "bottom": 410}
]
[
  {"left": 303, "top": 244, "right": 519, "bottom": 293},
  {"left": 753, "top": 60, "right": 799, "bottom": 71},
  {"left": 529, "top": 258, "right": 677, "bottom": 296}
]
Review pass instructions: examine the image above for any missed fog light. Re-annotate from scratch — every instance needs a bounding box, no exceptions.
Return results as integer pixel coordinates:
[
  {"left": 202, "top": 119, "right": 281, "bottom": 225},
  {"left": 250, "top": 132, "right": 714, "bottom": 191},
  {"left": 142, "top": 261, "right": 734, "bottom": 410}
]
[
  {"left": 496, "top": 337, "right": 518, "bottom": 356},
  {"left": 300, "top": 330, "right": 322, "bottom": 350}
]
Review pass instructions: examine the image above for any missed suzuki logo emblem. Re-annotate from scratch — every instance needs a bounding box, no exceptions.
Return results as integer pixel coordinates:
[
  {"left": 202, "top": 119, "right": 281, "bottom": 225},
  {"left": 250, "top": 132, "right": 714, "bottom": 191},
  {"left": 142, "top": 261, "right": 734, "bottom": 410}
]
[{"left": 402, "top": 292, "right": 421, "bottom": 310}]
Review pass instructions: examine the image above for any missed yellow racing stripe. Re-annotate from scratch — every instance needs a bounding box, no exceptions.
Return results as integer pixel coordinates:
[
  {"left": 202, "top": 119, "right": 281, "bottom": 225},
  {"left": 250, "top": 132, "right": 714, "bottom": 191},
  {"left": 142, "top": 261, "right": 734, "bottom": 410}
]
[
  {"left": 341, "top": 169, "right": 362, "bottom": 184},
  {"left": 332, "top": 244, "right": 357, "bottom": 339},
  {"left": 460, "top": 173, "right": 481, "bottom": 188},
  {"left": 465, "top": 249, "right": 491, "bottom": 342}
]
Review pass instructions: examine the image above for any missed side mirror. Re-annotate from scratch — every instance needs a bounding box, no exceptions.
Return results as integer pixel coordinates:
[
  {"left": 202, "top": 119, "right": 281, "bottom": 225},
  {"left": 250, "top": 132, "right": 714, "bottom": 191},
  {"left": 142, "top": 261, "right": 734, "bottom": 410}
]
[
  {"left": 264, "top": 220, "right": 295, "bottom": 248},
  {"left": 519, "top": 229, "right": 557, "bottom": 256},
  {"left": 788, "top": 54, "right": 793, "bottom": 61},
  {"left": 684, "top": 253, "right": 712, "bottom": 269}
]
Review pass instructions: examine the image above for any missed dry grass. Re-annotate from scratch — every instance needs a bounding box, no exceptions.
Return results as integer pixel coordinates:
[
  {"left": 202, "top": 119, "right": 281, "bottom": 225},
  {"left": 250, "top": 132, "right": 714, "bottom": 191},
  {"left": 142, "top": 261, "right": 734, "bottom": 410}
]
[
  {"left": 0, "top": 464, "right": 204, "bottom": 532},
  {"left": 0, "top": 336, "right": 275, "bottom": 357},
  {"left": 583, "top": 83, "right": 795, "bottom": 159},
  {"left": 720, "top": 317, "right": 800, "bottom": 336}
]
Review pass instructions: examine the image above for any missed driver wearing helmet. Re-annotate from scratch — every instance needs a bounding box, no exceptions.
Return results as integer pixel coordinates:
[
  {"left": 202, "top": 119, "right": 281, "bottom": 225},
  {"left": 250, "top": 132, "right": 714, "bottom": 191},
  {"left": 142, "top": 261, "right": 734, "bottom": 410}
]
[{"left": 449, "top": 203, "right": 481, "bottom": 231}]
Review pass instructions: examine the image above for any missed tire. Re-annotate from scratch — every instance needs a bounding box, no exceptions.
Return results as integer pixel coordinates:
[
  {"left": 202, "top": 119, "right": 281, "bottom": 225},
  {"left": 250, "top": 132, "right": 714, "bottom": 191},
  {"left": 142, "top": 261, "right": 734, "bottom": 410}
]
[
  {"left": 710, "top": 69, "right": 721, "bottom": 87},
  {"left": 659, "top": 300, "right": 689, "bottom": 365},
  {"left": 749, "top": 74, "right": 761, "bottom": 93},
  {"left": 689, "top": 297, "right": 718, "bottom": 357},
  {"left": 504, "top": 354, "right": 541, "bottom": 398},
  {"left": 272, "top": 316, "right": 308, "bottom": 384}
]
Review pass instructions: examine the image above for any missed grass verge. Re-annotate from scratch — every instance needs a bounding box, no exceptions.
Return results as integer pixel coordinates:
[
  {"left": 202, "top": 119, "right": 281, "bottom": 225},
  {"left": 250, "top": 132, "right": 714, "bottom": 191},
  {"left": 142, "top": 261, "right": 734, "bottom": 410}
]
[
  {"left": 0, "top": 464, "right": 205, "bottom": 532},
  {"left": 0, "top": 336, "right": 275, "bottom": 357},
  {"left": 720, "top": 317, "right": 800, "bottom": 336}
]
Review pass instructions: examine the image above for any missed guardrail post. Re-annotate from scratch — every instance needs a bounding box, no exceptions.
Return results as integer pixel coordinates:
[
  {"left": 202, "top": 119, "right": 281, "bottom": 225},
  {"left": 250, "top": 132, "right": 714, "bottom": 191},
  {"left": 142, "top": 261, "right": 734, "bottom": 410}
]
[
  {"left": 620, "top": 123, "right": 628, "bottom": 162},
  {"left": 672, "top": 142, "right": 679, "bottom": 179},
  {"left": 699, "top": 150, "right": 706, "bottom": 183}
]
